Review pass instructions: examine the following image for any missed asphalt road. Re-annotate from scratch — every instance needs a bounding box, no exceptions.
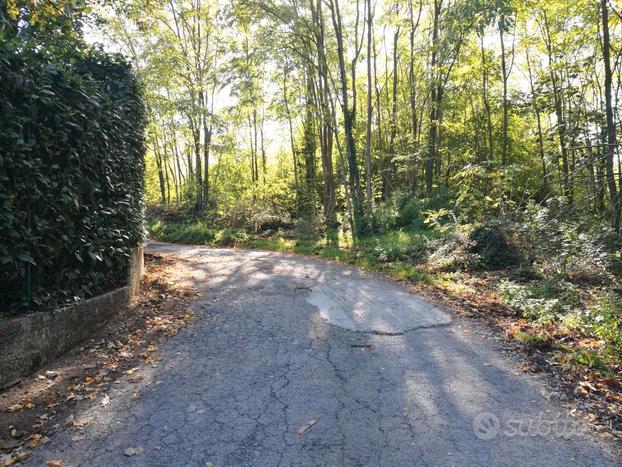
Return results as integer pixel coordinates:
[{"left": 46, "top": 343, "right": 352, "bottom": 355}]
[{"left": 28, "top": 242, "right": 620, "bottom": 466}]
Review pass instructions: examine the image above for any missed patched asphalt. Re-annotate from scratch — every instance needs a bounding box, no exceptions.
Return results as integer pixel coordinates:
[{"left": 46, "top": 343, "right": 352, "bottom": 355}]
[{"left": 27, "top": 242, "right": 620, "bottom": 466}]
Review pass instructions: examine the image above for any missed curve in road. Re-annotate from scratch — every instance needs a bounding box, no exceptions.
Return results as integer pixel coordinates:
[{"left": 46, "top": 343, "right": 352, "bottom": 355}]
[{"left": 28, "top": 242, "right": 619, "bottom": 466}]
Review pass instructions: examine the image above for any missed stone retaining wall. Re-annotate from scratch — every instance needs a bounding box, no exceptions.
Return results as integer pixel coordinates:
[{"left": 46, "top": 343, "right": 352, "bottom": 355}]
[{"left": 0, "top": 246, "right": 144, "bottom": 389}]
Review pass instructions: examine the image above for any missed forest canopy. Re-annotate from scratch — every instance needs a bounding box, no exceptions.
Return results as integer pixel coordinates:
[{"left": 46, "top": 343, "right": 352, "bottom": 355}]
[{"left": 84, "top": 0, "right": 622, "bottom": 238}]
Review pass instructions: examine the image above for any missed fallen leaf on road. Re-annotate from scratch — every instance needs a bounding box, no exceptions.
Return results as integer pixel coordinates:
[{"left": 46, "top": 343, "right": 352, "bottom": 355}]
[
  {"left": 26, "top": 433, "right": 46, "bottom": 449},
  {"left": 47, "top": 461, "right": 62, "bottom": 467},
  {"left": 297, "top": 417, "right": 320, "bottom": 435},
  {"left": 6, "top": 400, "right": 34, "bottom": 412},
  {"left": 15, "top": 451, "right": 30, "bottom": 462},
  {"left": 101, "top": 394, "right": 110, "bottom": 406}
]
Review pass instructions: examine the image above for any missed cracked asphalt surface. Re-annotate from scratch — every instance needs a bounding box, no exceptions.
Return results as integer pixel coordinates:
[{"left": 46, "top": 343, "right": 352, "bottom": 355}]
[{"left": 28, "top": 242, "right": 620, "bottom": 466}]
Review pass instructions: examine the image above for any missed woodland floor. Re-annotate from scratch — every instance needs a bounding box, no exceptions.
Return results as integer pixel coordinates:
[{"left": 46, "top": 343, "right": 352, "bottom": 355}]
[{"left": 3, "top": 242, "right": 619, "bottom": 466}]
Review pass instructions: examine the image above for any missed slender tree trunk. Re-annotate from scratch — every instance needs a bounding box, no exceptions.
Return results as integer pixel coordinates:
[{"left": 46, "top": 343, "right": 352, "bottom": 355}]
[
  {"left": 526, "top": 47, "right": 549, "bottom": 196},
  {"left": 311, "top": 0, "right": 337, "bottom": 224},
  {"left": 260, "top": 111, "right": 267, "bottom": 184},
  {"left": 153, "top": 131, "right": 167, "bottom": 205},
  {"left": 426, "top": 0, "right": 441, "bottom": 194},
  {"left": 386, "top": 25, "right": 400, "bottom": 200},
  {"left": 188, "top": 112, "right": 203, "bottom": 210},
  {"left": 408, "top": 0, "right": 422, "bottom": 193},
  {"left": 601, "top": 0, "right": 621, "bottom": 231},
  {"left": 282, "top": 68, "right": 300, "bottom": 205},
  {"left": 364, "top": 0, "right": 374, "bottom": 210},
  {"left": 499, "top": 19, "right": 510, "bottom": 165},
  {"left": 542, "top": 10, "right": 571, "bottom": 202},
  {"left": 480, "top": 32, "right": 494, "bottom": 163},
  {"left": 329, "top": 0, "right": 362, "bottom": 233}
]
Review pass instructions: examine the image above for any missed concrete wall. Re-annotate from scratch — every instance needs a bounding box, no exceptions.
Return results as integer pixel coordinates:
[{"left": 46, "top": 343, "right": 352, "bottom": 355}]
[{"left": 0, "top": 246, "right": 144, "bottom": 389}]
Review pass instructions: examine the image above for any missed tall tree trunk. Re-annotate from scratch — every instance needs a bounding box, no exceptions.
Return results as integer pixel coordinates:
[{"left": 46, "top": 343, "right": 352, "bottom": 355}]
[
  {"left": 311, "top": 0, "right": 337, "bottom": 224},
  {"left": 188, "top": 112, "right": 203, "bottom": 210},
  {"left": 601, "top": 0, "right": 621, "bottom": 231},
  {"left": 153, "top": 131, "right": 167, "bottom": 205},
  {"left": 408, "top": 0, "right": 423, "bottom": 193},
  {"left": 480, "top": 32, "right": 494, "bottom": 163},
  {"left": 526, "top": 47, "right": 549, "bottom": 196},
  {"left": 426, "top": 0, "right": 441, "bottom": 194},
  {"left": 364, "top": 0, "right": 374, "bottom": 210},
  {"left": 542, "top": 10, "right": 571, "bottom": 203},
  {"left": 282, "top": 68, "right": 300, "bottom": 206},
  {"left": 329, "top": 0, "right": 363, "bottom": 233},
  {"left": 499, "top": 18, "right": 510, "bottom": 165},
  {"left": 303, "top": 70, "right": 317, "bottom": 216},
  {"left": 260, "top": 111, "right": 267, "bottom": 185},
  {"left": 386, "top": 25, "right": 400, "bottom": 200}
]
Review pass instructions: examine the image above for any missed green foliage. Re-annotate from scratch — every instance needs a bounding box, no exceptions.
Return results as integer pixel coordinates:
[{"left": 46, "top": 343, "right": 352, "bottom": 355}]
[
  {"left": 360, "top": 190, "right": 457, "bottom": 235},
  {"left": 469, "top": 225, "right": 520, "bottom": 268},
  {"left": 506, "top": 200, "right": 620, "bottom": 284},
  {"left": 150, "top": 220, "right": 215, "bottom": 244},
  {"left": 583, "top": 296, "right": 622, "bottom": 354},
  {"left": 499, "top": 279, "right": 579, "bottom": 323},
  {"left": 452, "top": 164, "right": 506, "bottom": 219},
  {"left": 356, "top": 229, "right": 436, "bottom": 263},
  {"left": 216, "top": 228, "right": 250, "bottom": 246},
  {"left": 0, "top": 41, "right": 145, "bottom": 314}
]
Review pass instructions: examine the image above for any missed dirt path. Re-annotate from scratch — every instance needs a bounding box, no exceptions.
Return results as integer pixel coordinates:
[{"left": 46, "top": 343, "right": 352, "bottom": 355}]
[{"left": 28, "top": 242, "right": 619, "bottom": 466}]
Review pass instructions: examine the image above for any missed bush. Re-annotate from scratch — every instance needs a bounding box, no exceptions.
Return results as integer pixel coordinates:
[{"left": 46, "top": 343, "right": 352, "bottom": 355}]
[
  {"left": 361, "top": 203, "right": 398, "bottom": 235},
  {"left": 425, "top": 226, "right": 477, "bottom": 271},
  {"left": 583, "top": 296, "right": 622, "bottom": 354},
  {"left": 0, "top": 43, "right": 145, "bottom": 314},
  {"left": 469, "top": 225, "right": 520, "bottom": 269},
  {"left": 498, "top": 279, "right": 578, "bottom": 324},
  {"left": 507, "top": 200, "right": 620, "bottom": 284},
  {"left": 216, "top": 228, "right": 250, "bottom": 246}
]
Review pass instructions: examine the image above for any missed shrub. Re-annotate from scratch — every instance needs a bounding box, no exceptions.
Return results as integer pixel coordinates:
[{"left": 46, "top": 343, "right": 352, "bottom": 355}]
[
  {"left": 361, "top": 204, "right": 398, "bottom": 235},
  {"left": 216, "top": 228, "right": 250, "bottom": 246},
  {"left": 0, "top": 43, "right": 145, "bottom": 314},
  {"left": 498, "top": 280, "right": 575, "bottom": 324},
  {"left": 469, "top": 225, "right": 520, "bottom": 269},
  {"left": 425, "top": 226, "right": 477, "bottom": 271},
  {"left": 507, "top": 200, "right": 619, "bottom": 284},
  {"left": 583, "top": 296, "right": 622, "bottom": 354}
]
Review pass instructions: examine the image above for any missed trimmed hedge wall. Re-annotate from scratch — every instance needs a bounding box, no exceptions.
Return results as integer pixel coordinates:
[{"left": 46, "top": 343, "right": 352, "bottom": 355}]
[{"left": 0, "top": 43, "right": 146, "bottom": 315}]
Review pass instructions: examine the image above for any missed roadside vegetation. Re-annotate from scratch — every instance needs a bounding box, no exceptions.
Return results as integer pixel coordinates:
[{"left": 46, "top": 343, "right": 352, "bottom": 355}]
[{"left": 148, "top": 197, "right": 622, "bottom": 394}]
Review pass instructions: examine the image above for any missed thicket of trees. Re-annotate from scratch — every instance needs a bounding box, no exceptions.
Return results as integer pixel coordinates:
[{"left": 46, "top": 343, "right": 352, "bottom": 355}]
[{"left": 101, "top": 0, "right": 622, "bottom": 236}]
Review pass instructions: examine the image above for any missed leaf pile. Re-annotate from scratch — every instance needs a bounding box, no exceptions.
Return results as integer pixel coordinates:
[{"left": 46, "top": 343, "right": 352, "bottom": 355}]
[{"left": 0, "top": 254, "right": 197, "bottom": 463}]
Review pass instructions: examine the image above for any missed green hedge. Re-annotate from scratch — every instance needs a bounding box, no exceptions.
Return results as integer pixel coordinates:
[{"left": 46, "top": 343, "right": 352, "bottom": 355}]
[{"left": 0, "top": 43, "right": 146, "bottom": 315}]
